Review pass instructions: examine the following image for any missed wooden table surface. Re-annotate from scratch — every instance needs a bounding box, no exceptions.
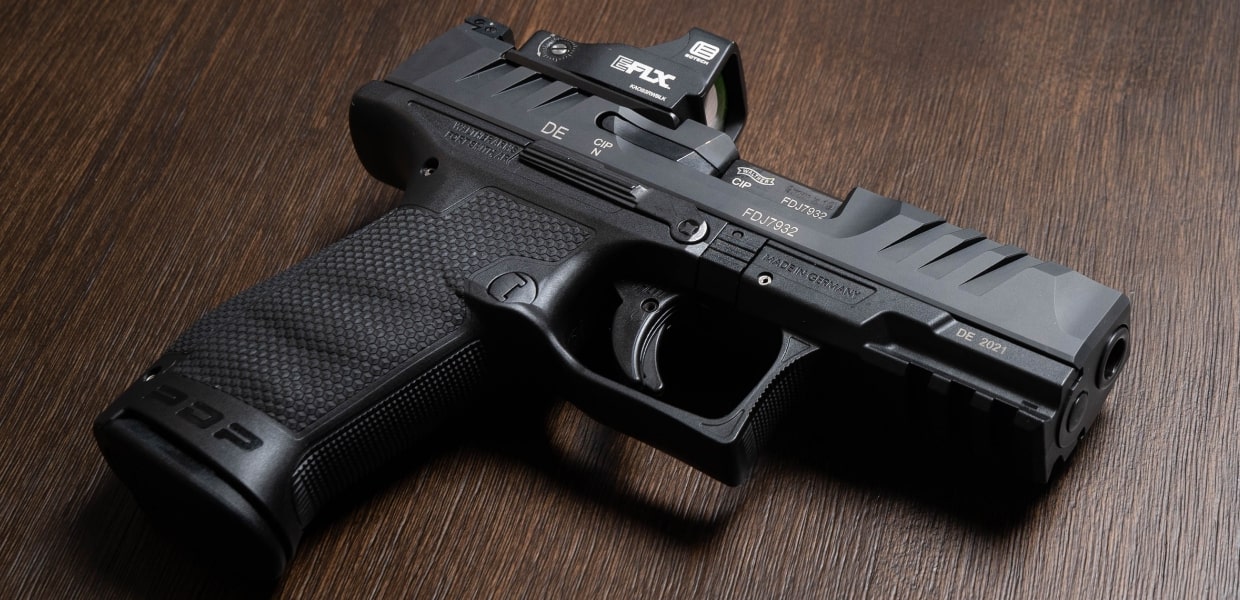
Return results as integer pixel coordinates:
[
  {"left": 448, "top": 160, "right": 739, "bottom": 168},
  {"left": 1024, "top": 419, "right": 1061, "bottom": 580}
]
[{"left": 2, "top": 0, "right": 1236, "bottom": 597}]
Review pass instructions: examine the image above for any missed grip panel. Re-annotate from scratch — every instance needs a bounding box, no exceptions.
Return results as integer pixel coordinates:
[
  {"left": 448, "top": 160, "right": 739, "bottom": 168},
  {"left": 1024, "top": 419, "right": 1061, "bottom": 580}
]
[
  {"left": 95, "top": 188, "right": 590, "bottom": 576},
  {"left": 168, "top": 190, "right": 587, "bottom": 432},
  {"left": 290, "top": 339, "right": 488, "bottom": 522}
]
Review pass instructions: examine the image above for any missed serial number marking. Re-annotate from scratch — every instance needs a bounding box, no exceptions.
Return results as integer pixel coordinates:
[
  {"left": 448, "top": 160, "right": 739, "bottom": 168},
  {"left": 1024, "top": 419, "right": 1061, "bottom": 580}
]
[
  {"left": 955, "top": 327, "right": 1009, "bottom": 355},
  {"left": 779, "top": 196, "right": 831, "bottom": 219},
  {"left": 741, "top": 207, "right": 799, "bottom": 238}
]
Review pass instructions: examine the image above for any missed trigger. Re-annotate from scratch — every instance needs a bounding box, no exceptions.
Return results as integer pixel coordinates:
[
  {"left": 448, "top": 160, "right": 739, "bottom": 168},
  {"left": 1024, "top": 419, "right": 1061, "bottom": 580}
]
[{"left": 611, "top": 281, "right": 680, "bottom": 393}]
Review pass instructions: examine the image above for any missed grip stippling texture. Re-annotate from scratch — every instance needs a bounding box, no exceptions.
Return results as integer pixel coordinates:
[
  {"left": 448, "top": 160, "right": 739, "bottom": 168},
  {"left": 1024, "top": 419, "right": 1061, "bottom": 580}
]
[{"left": 168, "top": 190, "right": 590, "bottom": 431}]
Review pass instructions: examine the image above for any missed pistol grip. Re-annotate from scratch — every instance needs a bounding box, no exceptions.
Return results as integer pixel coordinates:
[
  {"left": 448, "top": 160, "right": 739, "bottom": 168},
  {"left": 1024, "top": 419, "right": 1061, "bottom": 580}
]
[{"left": 94, "top": 188, "right": 591, "bottom": 578}]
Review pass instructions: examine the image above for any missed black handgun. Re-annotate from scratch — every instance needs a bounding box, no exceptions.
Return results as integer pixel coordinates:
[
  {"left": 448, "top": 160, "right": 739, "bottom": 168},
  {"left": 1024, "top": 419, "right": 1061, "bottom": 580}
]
[{"left": 93, "top": 17, "right": 1131, "bottom": 578}]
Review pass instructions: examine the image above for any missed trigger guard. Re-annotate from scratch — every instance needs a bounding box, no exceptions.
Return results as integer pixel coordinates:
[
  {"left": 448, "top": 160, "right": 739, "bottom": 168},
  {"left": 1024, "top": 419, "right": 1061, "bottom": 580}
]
[{"left": 611, "top": 282, "right": 680, "bottom": 393}]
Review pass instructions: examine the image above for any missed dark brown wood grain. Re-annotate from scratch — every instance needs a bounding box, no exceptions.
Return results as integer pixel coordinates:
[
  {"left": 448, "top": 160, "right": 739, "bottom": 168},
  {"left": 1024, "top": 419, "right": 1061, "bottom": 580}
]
[{"left": 1, "top": 0, "right": 1235, "bottom": 597}]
